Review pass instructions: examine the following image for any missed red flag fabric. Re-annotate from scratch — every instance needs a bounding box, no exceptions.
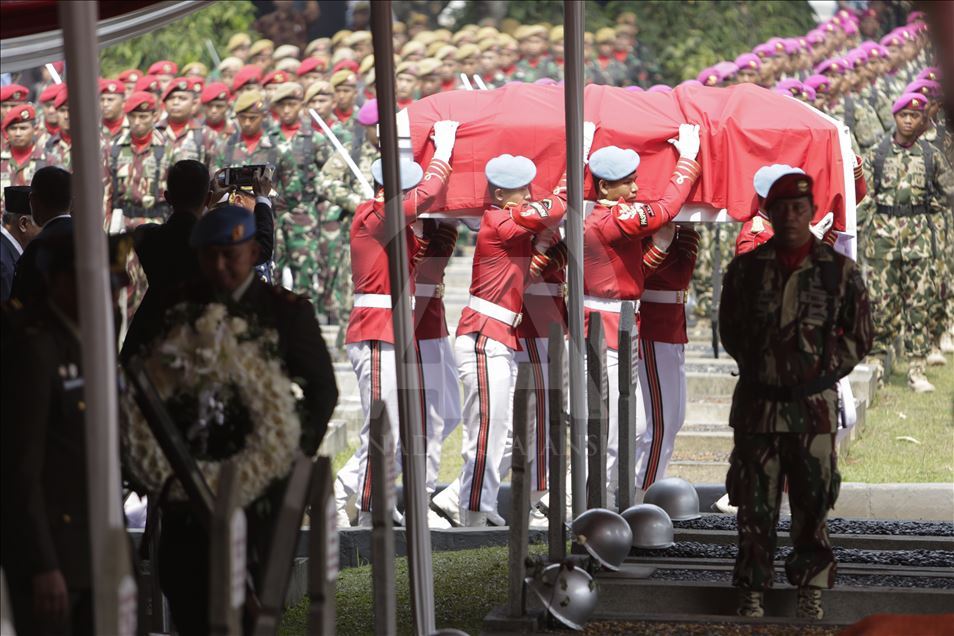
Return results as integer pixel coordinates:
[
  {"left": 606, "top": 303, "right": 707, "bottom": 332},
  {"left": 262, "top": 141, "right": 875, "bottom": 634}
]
[{"left": 405, "top": 83, "right": 848, "bottom": 230}]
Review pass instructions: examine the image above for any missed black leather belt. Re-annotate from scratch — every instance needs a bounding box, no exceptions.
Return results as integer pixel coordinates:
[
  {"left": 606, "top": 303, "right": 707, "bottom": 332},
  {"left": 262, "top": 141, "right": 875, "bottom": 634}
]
[{"left": 876, "top": 203, "right": 929, "bottom": 217}]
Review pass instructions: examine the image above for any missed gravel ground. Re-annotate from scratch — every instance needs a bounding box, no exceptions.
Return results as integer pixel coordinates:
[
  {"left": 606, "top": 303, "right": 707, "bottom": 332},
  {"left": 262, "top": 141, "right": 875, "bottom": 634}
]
[
  {"left": 631, "top": 541, "right": 954, "bottom": 568},
  {"left": 539, "top": 619, "right": 839, "bottom": 635},
  {"left": 674, "top": 515, "right": 954, "bottom": 537},
  {"left": 643, "top": 568, "right": 954, "bottom": 589}
]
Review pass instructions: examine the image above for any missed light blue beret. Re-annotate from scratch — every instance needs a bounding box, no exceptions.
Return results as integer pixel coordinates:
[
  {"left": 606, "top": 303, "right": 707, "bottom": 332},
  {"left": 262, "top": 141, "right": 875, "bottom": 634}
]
[
  {"left": 588, "top": 146, "right": 640, "bottom": 181},
  {"left": 371, "top": 157, "right": 424, "bottom": 191},
  {"left": 190, "top": 205, "right": 256, "bottom": 247},
  {"left": 485, "top": 154, "right": 537, "bottom": 189},
  {"left": 753, "top": 164, "right": 805, "bottom": 198}
]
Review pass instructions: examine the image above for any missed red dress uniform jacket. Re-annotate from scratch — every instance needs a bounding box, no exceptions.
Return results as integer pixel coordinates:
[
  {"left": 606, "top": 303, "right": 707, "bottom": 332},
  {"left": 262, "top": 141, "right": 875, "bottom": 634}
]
[
  {"left": 345, "top": 158, "right": 452, "bottom": 345},
  {"left": 736, "top": 213, "right": 774, "bottom": 256},
  {"left": 640, "top": 227, "right": 700, "bottom": 344},
  {"left": 583, "top": 157, "right": 701, "bottom": 349},
  {"left": 456, "top": 175, "right": 568, "bottom": 349},
  {"left": 518, "top": 241, "right": 568, "bottom": 340},
  {"left": 414, "top": 221, "right": 458, "bottom": 340}
]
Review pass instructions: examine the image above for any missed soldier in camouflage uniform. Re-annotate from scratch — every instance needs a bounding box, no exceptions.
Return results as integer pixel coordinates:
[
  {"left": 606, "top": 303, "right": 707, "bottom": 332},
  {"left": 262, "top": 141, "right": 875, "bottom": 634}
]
[
  {"left": 0, "top": 104, "right": 47, "bottom": 211},
  {"left": 159, "top": 78, "right": 207, "bottom": 165},
  {"left": 720, "top": 171, "right": 873, "bottom": 620},
  {"left": 100, "top": 78, "right": 128, "bottom": 143},
  {"left": 859, "top": 93, "right": 954, "bottom": 391},
  {"left": 586, "top": 28, "right": 627, "bottom": 87},
  {"left": 199, "top": 82, "right": 235, "bottom": 160},
  {"left": 269, "top": 82, "right": 322, "bottom": 312},
  {"left": 44, "top": 90, "right": 74, "bottom": 172},
  {"left": 690, "top": 221, "right": 739, "bottom": 320},
  {"left": 314, "top": 99, "right": 379, "bottom": 345},
  {"left": 513, "top": 25, "right": 559, "bottom": 83},
  {"left": 305, "top": 80, "right": 352, "bottom": 166}
]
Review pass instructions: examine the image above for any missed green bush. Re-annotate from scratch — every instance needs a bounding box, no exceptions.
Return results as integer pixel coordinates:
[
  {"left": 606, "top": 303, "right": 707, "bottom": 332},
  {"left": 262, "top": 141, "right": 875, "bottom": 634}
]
[{"left": 99, "top": 1, "right": 258, "bottom": 76}]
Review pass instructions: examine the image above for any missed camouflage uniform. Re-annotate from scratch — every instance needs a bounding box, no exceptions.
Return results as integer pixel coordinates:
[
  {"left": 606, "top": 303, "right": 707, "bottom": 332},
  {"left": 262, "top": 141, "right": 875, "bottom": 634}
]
[
  {"left": 44, "top": 133, "right": 73, "bottom": 172},
  {"left": 0, "top": 145, "right": 48, "bottom": 210},
  {"left": 585, "top": 57, "right": 628, "bottom": 86},
  {"left": 102, "top": 116, "right": 129, "bottom": 145},
  {"left": 859, "top": 133, "right": 954, "bottom": 373},
  {"left": 829, "top": 95, "right": 884, "bottom": 153},
  {"left": 162, "top": 122, "right": 207, "bottom": 166},
  {"left": 216, "top": 131, "right": 303, "bottom": 216},
  {"left": 271, "top": 126, "right": 322, "bottom": 312},
  {"left": 314, "top": 138, "right": 378, "bottom": 339},
  {"left": 513, "top": 56, "right": 560, "bottom": 83},
  {"left": 201, "top": 120, "right": 236, "bottom": 161},
  {"left": 720, "top": 239, "right": 873, "bottom": 591}
]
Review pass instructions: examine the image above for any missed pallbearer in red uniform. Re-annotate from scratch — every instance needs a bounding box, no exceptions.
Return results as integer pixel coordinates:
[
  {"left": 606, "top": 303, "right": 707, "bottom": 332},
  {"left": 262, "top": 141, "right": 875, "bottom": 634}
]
[
  {"left": 433, "top": 152, "right": 570, "bottom": 527},
  {"left": 635, "top": 224, "right": 699, "bottom": 492},
  {"left": 582, "top": 123, "right": 702, "bottom": 506},
  {"left": 342, "top": 120, "right": 459, "bottom": 527},
  {"left": 413, "top": 219, "right": 462, "bottom": 522}
]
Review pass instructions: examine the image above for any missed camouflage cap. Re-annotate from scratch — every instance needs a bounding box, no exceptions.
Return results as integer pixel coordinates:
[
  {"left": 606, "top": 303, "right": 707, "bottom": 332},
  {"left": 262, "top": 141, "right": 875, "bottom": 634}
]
[
  {"left": 234, "top": 89, "right": 266, "bottom": 114},
  {"left": 271, "top": 82, "right": 304, "bottom": 103},
  {"left": 249, "top": 39, "right": 274, "bottom": 58}
]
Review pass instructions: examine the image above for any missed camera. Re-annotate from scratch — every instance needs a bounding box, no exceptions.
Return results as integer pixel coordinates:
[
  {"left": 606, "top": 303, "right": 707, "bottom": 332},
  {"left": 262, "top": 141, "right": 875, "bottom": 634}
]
[{"left": 217, "top": 164, "right": 272, "bottom": 188}]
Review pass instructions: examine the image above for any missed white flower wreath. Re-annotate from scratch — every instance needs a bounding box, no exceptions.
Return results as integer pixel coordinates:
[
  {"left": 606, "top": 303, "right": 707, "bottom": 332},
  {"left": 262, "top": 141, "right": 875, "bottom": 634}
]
[{"left": 123, "top": 303, "right": 301, "bottom": 508}]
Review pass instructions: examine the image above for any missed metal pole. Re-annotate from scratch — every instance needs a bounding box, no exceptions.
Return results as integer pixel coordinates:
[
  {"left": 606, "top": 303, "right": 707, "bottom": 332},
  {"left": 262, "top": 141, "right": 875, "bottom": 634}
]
[
  {"left": 508, "top": 364, "right": 532, "bottom": 618},
  {"left": 369, "top": 3, "right": 435, "bottom": 634},
  {"left": 546, "top": 323, "right": 567, "bottom": 561},
  {"left": 58, "top": 3, "right": 136, "bottom": 634},
  {"left": 617, "top": 302, "right": 637, "bottom": 511},
  {"left": 585, "top": 319, "right": 607, "bottom": 510},
  {"left": 564, "top": 0, "right": 588, "bottom": 520},
  {"left": 370, "top": 401, "right": 397, "bottom": 636}
]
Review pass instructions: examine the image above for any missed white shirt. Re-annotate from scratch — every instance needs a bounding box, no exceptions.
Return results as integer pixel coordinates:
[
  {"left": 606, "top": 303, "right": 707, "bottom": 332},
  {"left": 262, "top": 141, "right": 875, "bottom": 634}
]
[{"left": 0, "top": 226, "right": 23, "bottom": 257}]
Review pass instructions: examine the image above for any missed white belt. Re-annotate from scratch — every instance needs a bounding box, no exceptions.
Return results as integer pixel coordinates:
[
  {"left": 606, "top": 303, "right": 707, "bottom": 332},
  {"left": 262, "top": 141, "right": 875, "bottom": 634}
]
[
  {"left": 415, "top": 283, "right": 444, "bottom": 299},
  {"left": 354, "top": 293, "right": 416, "bottom": 310},
  {"left": 640, "top": 289, "right": 689, "bottom": 305},
  {"left": 468, "top": 296, "right": 522, "bottom": 327},
  {"left": 525, "top": 282, "right": 566, "bottom": 297},
  {"left": 583, "top": 295, "right": 640, "bottom": 314}
]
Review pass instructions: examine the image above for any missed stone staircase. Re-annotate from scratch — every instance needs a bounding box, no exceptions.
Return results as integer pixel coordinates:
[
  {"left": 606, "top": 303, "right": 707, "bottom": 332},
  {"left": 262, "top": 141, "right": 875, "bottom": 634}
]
[{"left": 318, "top": 248, "right": 879, "bottom": 475}]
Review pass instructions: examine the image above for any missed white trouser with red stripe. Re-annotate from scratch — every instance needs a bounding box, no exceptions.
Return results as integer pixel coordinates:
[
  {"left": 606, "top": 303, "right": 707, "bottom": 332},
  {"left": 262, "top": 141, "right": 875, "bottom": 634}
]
[
  {"left": 419, "top": 336, "right": 462, "bottom": 492},
  {"left": 452, "top": 333, "right": 517, "bottom": 514},
  {"left": 635, "top": 340, "right": 686, "bottom": 490}
]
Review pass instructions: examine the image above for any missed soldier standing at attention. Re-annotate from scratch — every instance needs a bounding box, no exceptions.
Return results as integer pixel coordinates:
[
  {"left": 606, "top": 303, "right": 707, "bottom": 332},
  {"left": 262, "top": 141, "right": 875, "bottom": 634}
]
[
  {"left": 859, "top": 92, "right": 953, "bottom": 392},
  {"left": 110, "top": 92, "right": 172, "bottom": 227},
  {"left": 720, "top": 170, "right": 872, "bottom": 620},
  {"left": 199, "top": 82, "right": 234, "bottom": 160},
  {"left": 330, "top": 69, "right": 358, "bottom": 126},
  {"left": 160, "top": 78, "right": 206, "bottom": 165},
  {"left": 99, "top": 79, "right": 128, "bottom": 143},
  {"left": 1, "top": 104, "right": 48, "bottom": 210}
]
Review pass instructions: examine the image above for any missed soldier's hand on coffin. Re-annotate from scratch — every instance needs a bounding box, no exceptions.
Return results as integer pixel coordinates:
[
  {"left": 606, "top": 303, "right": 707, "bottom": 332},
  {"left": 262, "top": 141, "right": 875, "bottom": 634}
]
[
  {"left": 33, "top": 569, "right": 69, "bottom": 626},
  {"left": 652, "top": 222, "right": 677, "bottom": 251},
  {"left": 668, "top": 123, "right": 701, "bottom": 161},
  {"left": 809, "top": 211, "right": 834, "bottom": 241},
  {"left": 431, "top": 120, "right": 461, "bottom": 160},
  {"left": 583, "top": 121, "right": 597, "bottom": 163}
]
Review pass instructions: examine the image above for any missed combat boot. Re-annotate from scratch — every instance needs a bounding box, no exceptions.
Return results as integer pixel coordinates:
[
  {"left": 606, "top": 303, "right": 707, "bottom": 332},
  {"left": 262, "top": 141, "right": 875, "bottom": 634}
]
[
  {"left": 737, "top": 590, "right": 764, "bottom": 617},
  {"left": 907, "top": 362, "right": 935, "bottom": 393},
  {"left": 926, "top": 348, "right": 948, "bottom": 366},
  {"left": 940, "top": 331, "right": 954, "bottom": 354},
  {"left": 796, "top": 587, "right": 824, "bottom": 619}
]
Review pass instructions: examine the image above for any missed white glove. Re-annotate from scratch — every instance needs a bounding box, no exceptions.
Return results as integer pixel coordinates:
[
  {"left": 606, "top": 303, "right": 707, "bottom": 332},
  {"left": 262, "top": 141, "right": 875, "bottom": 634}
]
[
  {"left": 431, "top": 120, "right": 460, "bottom": 162},
  {"left": 667, "top": 123, "right": 701, "bottom": 161},
  {"left": 582, "top": 121, "right": 596, "bottom": 163},
  {"left": 533, "top": 228, "right": 558, "bottom": 253},
  {"left": 810, "top": 211, "right": 834, "bottom": 240},
  {"left": 652, "top": 223, "right": 677, "bottom": 252},
  {"left": 411, "top": 219, "right": 425, "bottom": 238}
]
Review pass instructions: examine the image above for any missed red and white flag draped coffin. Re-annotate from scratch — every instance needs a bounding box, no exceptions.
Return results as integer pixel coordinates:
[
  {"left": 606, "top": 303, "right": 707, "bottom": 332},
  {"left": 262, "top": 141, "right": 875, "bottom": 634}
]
[{"left": 400, "top": 83, "right": 855, "bottom": 233}]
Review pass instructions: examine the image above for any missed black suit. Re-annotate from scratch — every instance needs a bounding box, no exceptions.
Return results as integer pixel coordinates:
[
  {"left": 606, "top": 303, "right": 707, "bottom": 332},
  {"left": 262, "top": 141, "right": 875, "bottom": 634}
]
[
  {"left": 10, "top": 215, "right": 72, "bottom": 305},
  {"left": 1, "top": 231, "right": 22, "bottom": 302},
  {"left": 121, "top": 201, "right": 275, "bottom": 361},
  {"left": 1, "top": 300, "right": 95, "bottom": 635},
  {"left": 137, "top": 277, "right": 337, "bottom": 635}
]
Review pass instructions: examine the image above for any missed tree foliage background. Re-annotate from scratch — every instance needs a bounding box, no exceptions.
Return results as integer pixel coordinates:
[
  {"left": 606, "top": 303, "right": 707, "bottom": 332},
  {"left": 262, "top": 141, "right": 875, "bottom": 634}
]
[
  {"left": 99, "top": 1, "right": 258, "bottom": 77},
  {"left": 454, "top": 0, "right": 817, "bottom": 85}
]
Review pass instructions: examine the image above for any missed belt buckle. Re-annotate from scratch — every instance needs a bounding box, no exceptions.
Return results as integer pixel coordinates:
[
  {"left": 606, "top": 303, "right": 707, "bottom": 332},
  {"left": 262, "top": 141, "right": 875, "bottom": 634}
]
[
  {"left": 559, "top": 283, "right": 568, "bottom": 298},
  {"left": 676, "top": 289, "right": 687, "bottom": 304},
  {"left": 514, "top": 312, "right": 523, "bottom": 327},
  {"left": 435, "top": 283, "right": 445, "bottom": 299}
]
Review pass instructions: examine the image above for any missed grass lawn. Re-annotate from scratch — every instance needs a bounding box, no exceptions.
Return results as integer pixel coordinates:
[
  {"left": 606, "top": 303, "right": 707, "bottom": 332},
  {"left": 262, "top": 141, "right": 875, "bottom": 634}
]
[
  {"left": 839, "top": 357, "right": 954, "bottom": 483},
  {"left": 279, "top": 544, "right": 548, "bottom": 635}
]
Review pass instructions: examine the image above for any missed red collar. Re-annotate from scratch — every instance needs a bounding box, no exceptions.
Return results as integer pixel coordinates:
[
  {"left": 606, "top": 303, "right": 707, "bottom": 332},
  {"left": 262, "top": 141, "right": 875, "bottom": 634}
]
[
  {"left": 205, "top": 119, "right": 226, "bottom": 132},
  {"left": 103, "top": 116, "right": 124, "bottom": 135},
  {"left": 131, "top": 131, "right": 152, "bottom": 152},
  {"left": 397, "top": 97, "right": 413, "bottom": 109},
  {"left": 60, "top": 131, "right": 72, "bottom": 146},
  {"left": 45, "top": 121, "right": 60, "bottom": 135},
  {"left": 10, "top": 144, "right": 34, "bottom": 164},
  {"left": 776, "top": 239, "right": 813, "bottom": 274},
  {"left": 241, "top": 129, "right": 263, "bottom": 152},
  {"left": 614, "top": 50, "right": 627, "bottom": 62},
  {"left": 280, "top": 122, "right": 301, "bottom": 138},
  {"left": 525, "top": 57, "right": 541, "bottom": 69},
  {"left": 334, "top": 106, "right": 353, "bottom": 123},
  {"left": 167, "top": 119, "right": 189, "bottom": 138}
]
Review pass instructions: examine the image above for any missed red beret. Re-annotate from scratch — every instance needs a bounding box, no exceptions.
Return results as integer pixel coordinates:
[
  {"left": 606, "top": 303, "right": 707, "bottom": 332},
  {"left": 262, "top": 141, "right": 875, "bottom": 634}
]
[
  {"left": 763, "top": 172, "right": 814, "bottom": 212},
  {"left": 0, "top": 84, "right": 29, "bottom": 103},
  {"left": 39, "top": 84, "right": 64, "bottom": 104},
  {"left": 263, "top": 70, "right": 291, "bottom": 86},
  {"left": 124, "top": 91, "right": 158, "bottom": 114},
  {"left": 1, "top": 104, "right": 36, "bottom": 131},
  {"left": 117, "top": 69, "right": 142, "bottom": 83},
  {"left": 99, "top": 78, "right": 126, "bottom": 95},
  {"left": 296, "top": 57, "right": 328, "bottom": 76},
  {"left": 232, "top": 65, "right": 263, "bottom": 92},
  {"left": 332, "top": 59, "right": 360, "bottom": 75},
  {"left": 161, "top": 77, "right": 194, "bottom": 101},
  {"left": 54, "top": 88, "right": 69, "bottom": 109},
  {"left": 200, "top": 82, "right": 231, "bottom": 104},
  {"left": 187, "top": 76, "right": 205, "bottom": 93},
  {"left": 147, "top": 60, "right": 178, "bottom": 76},
  {"left": 134, "top": 75, "right": 161, "bottom": 93}
]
